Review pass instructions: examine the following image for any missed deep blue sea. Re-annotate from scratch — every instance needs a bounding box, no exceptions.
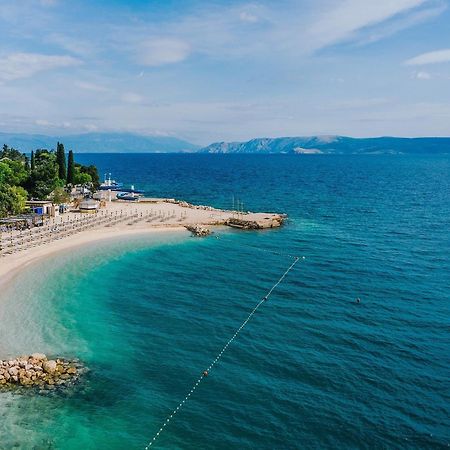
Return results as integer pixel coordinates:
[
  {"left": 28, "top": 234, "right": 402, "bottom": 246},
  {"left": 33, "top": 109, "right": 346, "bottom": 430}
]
[{"left": 0, "top": 154, "right": 449, "bottom": 449}]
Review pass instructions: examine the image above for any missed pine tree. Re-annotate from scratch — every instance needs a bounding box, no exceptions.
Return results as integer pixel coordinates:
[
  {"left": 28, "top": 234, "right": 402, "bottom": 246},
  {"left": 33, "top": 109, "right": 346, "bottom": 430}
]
[
  {"left": 67, "top": 150, "right": 75, "bottom": 185},
  {"left": 56, "top": 142, "right": 66, "bottom": 181},
  {"left": 30, "top": 151, "right": 35, "bottom": 171}
]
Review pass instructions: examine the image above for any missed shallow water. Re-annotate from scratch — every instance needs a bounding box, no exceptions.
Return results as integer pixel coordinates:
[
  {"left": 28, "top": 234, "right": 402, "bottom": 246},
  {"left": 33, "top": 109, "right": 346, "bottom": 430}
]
[{"left": 0, "top": 154, "right": 449, "bottom": 449}]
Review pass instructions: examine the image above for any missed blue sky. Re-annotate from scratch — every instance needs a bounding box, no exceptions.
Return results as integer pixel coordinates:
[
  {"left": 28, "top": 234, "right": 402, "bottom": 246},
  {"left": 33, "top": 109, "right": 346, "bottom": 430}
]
[{"left": 0, "top": 0, "right": 450, "bottom": 144}]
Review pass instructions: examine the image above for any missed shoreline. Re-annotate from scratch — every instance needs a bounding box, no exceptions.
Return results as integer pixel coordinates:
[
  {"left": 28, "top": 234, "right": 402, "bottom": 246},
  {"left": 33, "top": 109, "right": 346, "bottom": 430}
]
[
  {"left": 0, "top": 225, "right": 187, "bottom": 294},
  {"left": 0, "top": 200, "right": 285, "bottom": 294}
]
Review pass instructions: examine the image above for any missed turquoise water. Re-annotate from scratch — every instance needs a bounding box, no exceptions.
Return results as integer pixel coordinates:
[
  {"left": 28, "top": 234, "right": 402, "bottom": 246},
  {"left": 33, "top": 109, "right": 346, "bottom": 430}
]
[{"left": 0, "top": 155, "right": 449, "bottom": 449}]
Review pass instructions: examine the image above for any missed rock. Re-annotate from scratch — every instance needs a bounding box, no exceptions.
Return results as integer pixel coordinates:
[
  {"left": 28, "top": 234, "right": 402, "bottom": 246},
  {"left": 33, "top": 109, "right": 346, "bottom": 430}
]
[
  {"left": 186, "top": 224, "right": 211, "bottom": 237},
  {"left": 43, "top": 360, "right": 57, "bottom": 374},
  {"left": 8, "top": 367, "right": 19, "bottom": 376},
  {"left": 0, "top": 354, "right": 86, "bottom": 390}
]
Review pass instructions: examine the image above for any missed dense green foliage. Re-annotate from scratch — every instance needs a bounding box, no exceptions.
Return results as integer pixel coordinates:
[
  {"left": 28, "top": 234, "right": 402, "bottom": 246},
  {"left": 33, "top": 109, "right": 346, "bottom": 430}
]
[
  {"left": 27, "top": 149, "right": 63, "bottom": 199},
  {"left": 74, "top": 163, "right": 100, "bottom": 189},
  {"left": 0, "top": 143, "right": 100, "bottom": 218},
  {"left": 0, "top": 145, "right": 30, "bottom": 217},
  {"left": 0, "top": 185, "right": 27, "bottom": 217}
]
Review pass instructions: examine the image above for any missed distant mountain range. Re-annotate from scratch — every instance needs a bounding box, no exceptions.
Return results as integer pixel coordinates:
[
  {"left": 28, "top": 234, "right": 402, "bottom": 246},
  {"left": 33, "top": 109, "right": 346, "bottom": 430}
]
[
  {"left": 0, "top": 132, "right": 198, "bottom": 153},
  {"left": 199, "top": 136, "right": 450, "bottom": 154},
  {"left": 2, "top": 132, "right": 450, "bottom": 154}
]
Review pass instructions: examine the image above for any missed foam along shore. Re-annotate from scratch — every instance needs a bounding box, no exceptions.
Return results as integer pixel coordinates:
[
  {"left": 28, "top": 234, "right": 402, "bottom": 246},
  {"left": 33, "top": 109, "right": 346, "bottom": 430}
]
[{"left": 0, "top": 199, "right": 285, "bottom": 288}]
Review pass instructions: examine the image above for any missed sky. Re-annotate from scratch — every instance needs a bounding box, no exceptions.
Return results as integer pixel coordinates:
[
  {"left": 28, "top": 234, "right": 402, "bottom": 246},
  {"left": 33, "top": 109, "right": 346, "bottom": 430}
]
[{"left": 0, "top": 0, "right": 450, "bottom": 145}]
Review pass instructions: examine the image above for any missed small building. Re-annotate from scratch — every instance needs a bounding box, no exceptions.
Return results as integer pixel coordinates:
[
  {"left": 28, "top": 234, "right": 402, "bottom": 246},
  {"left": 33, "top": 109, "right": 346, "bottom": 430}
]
[
  {"left": 25, "top": 201, "right": 55, "bottom": 217},
  {"left": 79, "top": 199, "right": 99, "bottom": 213}
]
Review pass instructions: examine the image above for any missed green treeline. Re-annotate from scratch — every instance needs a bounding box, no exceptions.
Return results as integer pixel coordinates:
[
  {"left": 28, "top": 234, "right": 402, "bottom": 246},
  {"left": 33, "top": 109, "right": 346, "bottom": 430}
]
[{"left": 0, "top": 143, "right": 100, "bottom": 218}]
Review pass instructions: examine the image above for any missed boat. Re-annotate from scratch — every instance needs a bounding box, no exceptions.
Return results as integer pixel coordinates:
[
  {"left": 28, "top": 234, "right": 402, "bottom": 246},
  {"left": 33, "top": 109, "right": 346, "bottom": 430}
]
[
  {"left": 99, "top": 173, "right": 123, "bottom": 191},
  {"left": 116, "top": 189, "right": 143, "bottom": 201},
  {"left": 99, "top": 174, "right": 144, "bottom": 193}
]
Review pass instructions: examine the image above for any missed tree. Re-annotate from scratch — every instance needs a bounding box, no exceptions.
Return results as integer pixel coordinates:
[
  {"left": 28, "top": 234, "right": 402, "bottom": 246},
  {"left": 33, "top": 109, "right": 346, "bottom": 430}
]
[
  {"left": 67, "top": 150, "right": 75, "bottom": 185},
  {"left": 48, "top": 186, "right": 70, "bottom": 204},
  {"left": 0, "top": 185, "right": 27, "bottom": 218},
  {"left": 0, "top": 144, "right": 25, "bottom": 162},
  {"left": 73, "top": 170, "right": 92, "bottom": 185},
  {"left": 30, "top": 150, "right": 35, "bottom": 171},
  {"left": 0, "top": 159, "right": 28, "bottom": 186},
  {"left": 28, "top": 149, "right": 61, "bottom": 199},
  {"left": 56, "top": 142, "right": 67, "bottom": 181},
  {"left": 80, "top": 164, "right": 100, "bottom": 189}
]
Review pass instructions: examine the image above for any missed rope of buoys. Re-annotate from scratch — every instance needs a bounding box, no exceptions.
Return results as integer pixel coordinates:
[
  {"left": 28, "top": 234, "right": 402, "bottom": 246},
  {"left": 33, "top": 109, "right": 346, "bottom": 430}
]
[{"left": 144, "top": 254, "right": 303, "bottom": 449}]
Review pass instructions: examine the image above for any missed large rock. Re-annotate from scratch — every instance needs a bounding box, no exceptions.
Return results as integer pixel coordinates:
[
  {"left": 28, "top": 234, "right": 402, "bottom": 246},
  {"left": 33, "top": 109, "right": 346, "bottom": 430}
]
[
  {"left": 8, "top": 367, "right": 19, "bottom": 376},
  {"left": 43, "top": 360, "right": 57, "bottom": 374},
  {"left": 31, "top": 353, "right": 47, "bottom": 361}
]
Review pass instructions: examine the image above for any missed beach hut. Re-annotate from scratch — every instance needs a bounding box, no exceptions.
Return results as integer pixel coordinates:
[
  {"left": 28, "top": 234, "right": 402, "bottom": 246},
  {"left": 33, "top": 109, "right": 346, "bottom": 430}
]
[
  {"left": 25, "top": 201, "right": 55, "bottom": 217},
  {"left": 79, "top": 199, "right": 99, "bottom": 213}
]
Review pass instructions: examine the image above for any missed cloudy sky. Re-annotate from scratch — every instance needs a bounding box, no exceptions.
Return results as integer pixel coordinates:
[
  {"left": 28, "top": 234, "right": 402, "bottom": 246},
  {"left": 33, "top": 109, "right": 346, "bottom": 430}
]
[{"left": 1, "top": 0, "right": 450, "bottom": 144}]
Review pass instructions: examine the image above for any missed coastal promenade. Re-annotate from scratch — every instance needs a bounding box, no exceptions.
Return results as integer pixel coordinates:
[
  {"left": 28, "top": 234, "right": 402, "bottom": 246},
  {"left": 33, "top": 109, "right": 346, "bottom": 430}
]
[{"left": 0, "top": 199, "right": 284, "bottom": 287}]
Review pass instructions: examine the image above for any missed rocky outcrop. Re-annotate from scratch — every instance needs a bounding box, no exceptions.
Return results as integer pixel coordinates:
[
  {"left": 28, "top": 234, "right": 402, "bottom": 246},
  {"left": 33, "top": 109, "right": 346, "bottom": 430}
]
[
  {"left": 186, "top": 225, "right": 211, "bottom": 236},
  {"left": 226, "top": 215, "right": 284, "bottom": 229},
  {"left": 0, "top": 354, "right": 85, "bottom": 391}
]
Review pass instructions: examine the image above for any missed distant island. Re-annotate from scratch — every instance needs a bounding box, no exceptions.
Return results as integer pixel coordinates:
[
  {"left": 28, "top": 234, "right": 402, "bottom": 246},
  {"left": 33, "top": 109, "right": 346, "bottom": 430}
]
[
  {"left": 0, "top": 132, "right": 198, "bottom": 154},
  {"left": 199, "top": 136, "right": 450, "bottom": 155},
  {"left": 1, "top": 132, "right": 450, "bottom": 154}
]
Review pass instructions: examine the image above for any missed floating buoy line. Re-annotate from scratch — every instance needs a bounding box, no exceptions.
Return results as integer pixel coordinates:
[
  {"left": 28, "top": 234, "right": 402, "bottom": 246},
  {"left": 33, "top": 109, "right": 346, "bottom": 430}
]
[{"left": 145, "top": 238, "right": 303, "bottom": 449}]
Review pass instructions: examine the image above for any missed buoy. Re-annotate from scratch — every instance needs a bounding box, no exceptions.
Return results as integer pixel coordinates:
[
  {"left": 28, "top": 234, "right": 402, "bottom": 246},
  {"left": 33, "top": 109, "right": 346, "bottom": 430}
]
[{"left": 203, "top": 370, "right": 208, "bottom": 377}]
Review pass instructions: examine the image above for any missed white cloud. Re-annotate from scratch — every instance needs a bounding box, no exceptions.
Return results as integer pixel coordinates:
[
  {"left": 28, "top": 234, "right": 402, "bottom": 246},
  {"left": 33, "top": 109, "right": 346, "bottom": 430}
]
[
  {"left": 319, "top": 98, "right": 391, "bottom": 111},
  {"left": 75, "top": 81, "right": 109, "bottom": 92},
  {"left": 305, "top": 0, "right": 428, "bottom": 51},
  {"left": 355, "top": 3, "right": 447, "bottom": 46},
  {"left": 35, "top": 119, "right": 52, "bottom": 126},
  {"left": 239, "top": 11, "right": 259, "bottom": 23},
  {"left": 415, "top": 71, "right": 432, "bottom": 79},
  {"left": 0, "top": 52, "right": 81, "bottom": 81},
  {"left": 405, "top": 48, "right": 450, "bottom": 65},
  {"left": 138, "top": 38, "right": 191, "bottom": 66},
  {"left": 83, "top": 124, "right": 99, "bottom": 132},
  {"left": 47, "top": 33, "right": 97, "bottom": 57},
  {"left": 121, "top": 92, "right": 143, "bottom": 104}
]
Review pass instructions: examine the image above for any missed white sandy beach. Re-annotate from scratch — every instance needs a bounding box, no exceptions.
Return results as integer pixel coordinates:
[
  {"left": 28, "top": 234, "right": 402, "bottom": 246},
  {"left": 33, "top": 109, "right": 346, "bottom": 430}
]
[{"left": 0, "top": 200, "right": 282, "bottom": 291}]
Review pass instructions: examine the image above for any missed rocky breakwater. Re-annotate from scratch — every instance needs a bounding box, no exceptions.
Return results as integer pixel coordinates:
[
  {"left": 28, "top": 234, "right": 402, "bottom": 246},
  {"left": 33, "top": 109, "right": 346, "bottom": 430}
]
[
  {"left": 226, "top": 214, "right": 285, "bottom": 230},
  {"left": 0, "top": 353, "right": 84, "bottom": 391},
  {"left": 186, "top": 224, "right": 211, "bottom": 236}
]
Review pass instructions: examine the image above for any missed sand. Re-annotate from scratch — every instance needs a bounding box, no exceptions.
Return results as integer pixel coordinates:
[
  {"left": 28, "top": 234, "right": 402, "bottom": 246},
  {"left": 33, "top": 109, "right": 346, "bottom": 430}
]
[{"left": 0, "top": 200, "right": 282, "bottom": 290}]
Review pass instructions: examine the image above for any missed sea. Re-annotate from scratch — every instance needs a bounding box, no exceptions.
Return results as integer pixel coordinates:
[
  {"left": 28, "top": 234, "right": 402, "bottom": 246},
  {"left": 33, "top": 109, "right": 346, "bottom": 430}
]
[{"left": 0, "top": 154, "right": 449, "bottom": 449}]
